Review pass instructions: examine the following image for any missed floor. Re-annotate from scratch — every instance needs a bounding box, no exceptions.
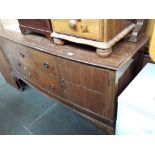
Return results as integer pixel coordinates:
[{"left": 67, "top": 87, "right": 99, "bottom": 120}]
[{"left": 0, "top": 73, "right": 104, "bottom": 135}]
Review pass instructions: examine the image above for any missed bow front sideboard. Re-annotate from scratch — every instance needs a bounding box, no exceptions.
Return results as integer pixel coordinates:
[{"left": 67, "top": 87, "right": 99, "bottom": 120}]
[{"left": 0, "top": 28, "right": 148, "bottom": 134}]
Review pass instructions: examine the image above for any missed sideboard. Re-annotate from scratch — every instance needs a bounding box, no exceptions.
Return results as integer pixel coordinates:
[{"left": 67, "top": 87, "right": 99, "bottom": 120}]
[{"left": 0, "top": 27, "right": 149, "bottom": 134}]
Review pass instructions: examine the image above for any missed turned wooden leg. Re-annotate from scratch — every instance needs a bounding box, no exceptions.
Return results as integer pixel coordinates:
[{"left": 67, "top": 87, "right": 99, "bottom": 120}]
[
  {"left": 53, "top": 38, "right": 65, "bottom": 45},
  {"left": 96, "top": 48, "right": 112, "bottom": 58}
]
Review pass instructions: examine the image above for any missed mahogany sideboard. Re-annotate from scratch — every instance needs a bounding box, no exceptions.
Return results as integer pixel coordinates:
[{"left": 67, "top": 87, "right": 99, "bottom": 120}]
[{"left": 0, "top": 28, "right": 149, "bottom": 134}]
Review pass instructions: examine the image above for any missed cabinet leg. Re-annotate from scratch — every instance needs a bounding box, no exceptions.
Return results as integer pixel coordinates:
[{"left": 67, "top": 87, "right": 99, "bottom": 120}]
[
  {"left": 96, "top": 48, "right": 112, "bottom": 58},
  {"left": 53, "top": 38, "right": 65, "bottom": 45},
  {"left": 15, "top": 79, "right": 24, "bottom": 91}
]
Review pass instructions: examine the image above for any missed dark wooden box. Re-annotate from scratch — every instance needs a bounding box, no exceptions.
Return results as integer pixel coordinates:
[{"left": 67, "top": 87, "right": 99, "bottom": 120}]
[{"left": 18, "top": 19, "right": 52, "bottom": 41}]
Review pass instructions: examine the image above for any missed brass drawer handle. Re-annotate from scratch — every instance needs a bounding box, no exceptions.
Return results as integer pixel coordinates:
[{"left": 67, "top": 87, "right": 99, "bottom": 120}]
[
  {"left": 43, "top": 61, "right": 49, "bottom": 68},
  {"left": 50, "top": 84, "right": 55, "bottom": 90}
]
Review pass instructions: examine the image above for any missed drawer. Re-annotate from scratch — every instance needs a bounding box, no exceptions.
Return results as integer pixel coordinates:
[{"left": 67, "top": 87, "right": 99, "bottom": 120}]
[
  {"left": 52, "top": 19, "right": 101, "bottom": 41},
  {"left": 12, "top": 58, "right": 61, "bottom": 96},
  {"left": 14, "top": 44, "right": 36, "bottom": 67},
  {"left": 39, "top": 74, "right": 62, "bottom": 96},
  {"left": 63, "top": 81, "right": 107, "bottom": 115},
  {"left": 21, "top": 65, "right": 41, "bottom": 86},
  {"left": 11, "top": 59, "right": 41, "bottom": 86},
  {"left": 14, "top": 44, "right": 58, "bottom": 77},
  {"left": 56, "top": 57, "right": 109, "bottom": 94}
]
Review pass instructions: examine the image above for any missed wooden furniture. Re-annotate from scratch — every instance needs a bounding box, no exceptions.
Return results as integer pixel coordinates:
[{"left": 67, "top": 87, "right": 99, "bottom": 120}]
[
  {"left": 149, "top": 23, "right": 155, "bottom": 62},
  {"left": 18, "top": 19, "right": 52, "bottom": 41},
  {"left": 0, "top": 28, "right": 149, "bottom": 134},
  {"left": 51, "top": 19, "right": 145, "bottom": 57},
  {"left": 146, "top": 20, "right": 155, "bottom": 40},
  {"left": 128, "top": 19, "right": 146, "bottom": 42},
  {"left": 0, "top": 48, "right": 22, "bottom": 90}
]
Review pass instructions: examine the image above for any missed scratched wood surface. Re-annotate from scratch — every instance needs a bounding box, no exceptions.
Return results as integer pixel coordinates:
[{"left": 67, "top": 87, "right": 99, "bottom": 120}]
[{"left": 0, "top": 28, "right": 149, "bottom": 71}]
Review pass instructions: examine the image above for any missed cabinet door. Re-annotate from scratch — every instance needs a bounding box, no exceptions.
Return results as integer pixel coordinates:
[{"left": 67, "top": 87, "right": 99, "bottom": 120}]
[{"left": 56, "top": 57, "right": 111, "bottom": 117}]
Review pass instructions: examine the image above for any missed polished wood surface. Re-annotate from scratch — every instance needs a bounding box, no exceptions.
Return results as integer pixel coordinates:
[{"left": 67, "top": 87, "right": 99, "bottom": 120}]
[{"left": 0, "top": 28, "right": 149, "bottom": 134}]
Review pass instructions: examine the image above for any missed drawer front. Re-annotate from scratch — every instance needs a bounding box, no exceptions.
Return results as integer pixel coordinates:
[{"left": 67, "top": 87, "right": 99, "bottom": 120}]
[
  {"left": 39, "top": 74, "right": 62, "bottom": 96},
  {"left": 14, "top": 44, "right": 58, "bottom": 77},
  {"left": 2, "top": 40, "right": 61, "bottom": 96},
  {"left": 56, "top": 57, "right": 110, "bottom": 116},
  {"left": 11, "top": 59, "right": 41, "bottom": 86},
  {"left": 56, "top": 57, "right": 109, "bottom": 94},
  {"left": 12, "top": 58, "right": 62, "bottom": 96},
  {"left": 52, "top": 19, "right": 101, "bottom": 41},
  {"left": 63, "top": 81, "right": 107, "bottom": 115}
]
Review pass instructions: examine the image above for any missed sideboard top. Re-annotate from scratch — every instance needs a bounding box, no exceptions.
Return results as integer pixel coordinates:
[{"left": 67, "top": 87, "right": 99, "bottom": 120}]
[{"left": 0, "top": 26, "right": 149, "bottom": 70}]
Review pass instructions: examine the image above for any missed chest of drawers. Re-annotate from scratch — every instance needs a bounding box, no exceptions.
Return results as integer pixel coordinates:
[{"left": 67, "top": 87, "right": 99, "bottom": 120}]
[
  {"left": 52, "top": 19, "right": 131, "bottom": 41},
  {"left": 0, "top": 29, "right": 148, "bottom": 134},
  {"left": 51, "top": 19, "right": 146, "bottom": 57}
]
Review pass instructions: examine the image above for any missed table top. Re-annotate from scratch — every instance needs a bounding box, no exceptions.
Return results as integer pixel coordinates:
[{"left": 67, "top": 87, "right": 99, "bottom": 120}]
[{"left": 0, "top": 24, "right": 149, "bottom": 70}]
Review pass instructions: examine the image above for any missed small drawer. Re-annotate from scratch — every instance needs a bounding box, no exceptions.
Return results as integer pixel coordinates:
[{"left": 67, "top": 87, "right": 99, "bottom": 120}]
[
  {"left": 11, "top": 59, "right": 41, "bottom": 87},
  {"left": 28, "top": 48, "right": 58, "bottom": 77},
  {"left": 15, "top": 45, "right": 36, "bottom": 68},
  {"left": 56, "top": 57, "right": 109, "bottom": 94},
  {"left": 14, "top": 44, "right": 57, "bottom": 77},
  {"left": 52, "top": 19, "right": 101, "bottom": 41},
  {"left": 21, "top": 66, "right": 41, "bottom": 86},
  {"left": 39, "top": 74, "right": 62, "bottom": 96}
]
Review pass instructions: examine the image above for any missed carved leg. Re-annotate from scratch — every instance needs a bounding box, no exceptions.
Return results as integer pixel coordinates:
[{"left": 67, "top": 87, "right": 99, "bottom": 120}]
[
  {"left": 96, "top": 48, "right": 112, "bottom": 58},
  {"left": 53, "top": 38, "right": 65, "bottom": 45}
]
